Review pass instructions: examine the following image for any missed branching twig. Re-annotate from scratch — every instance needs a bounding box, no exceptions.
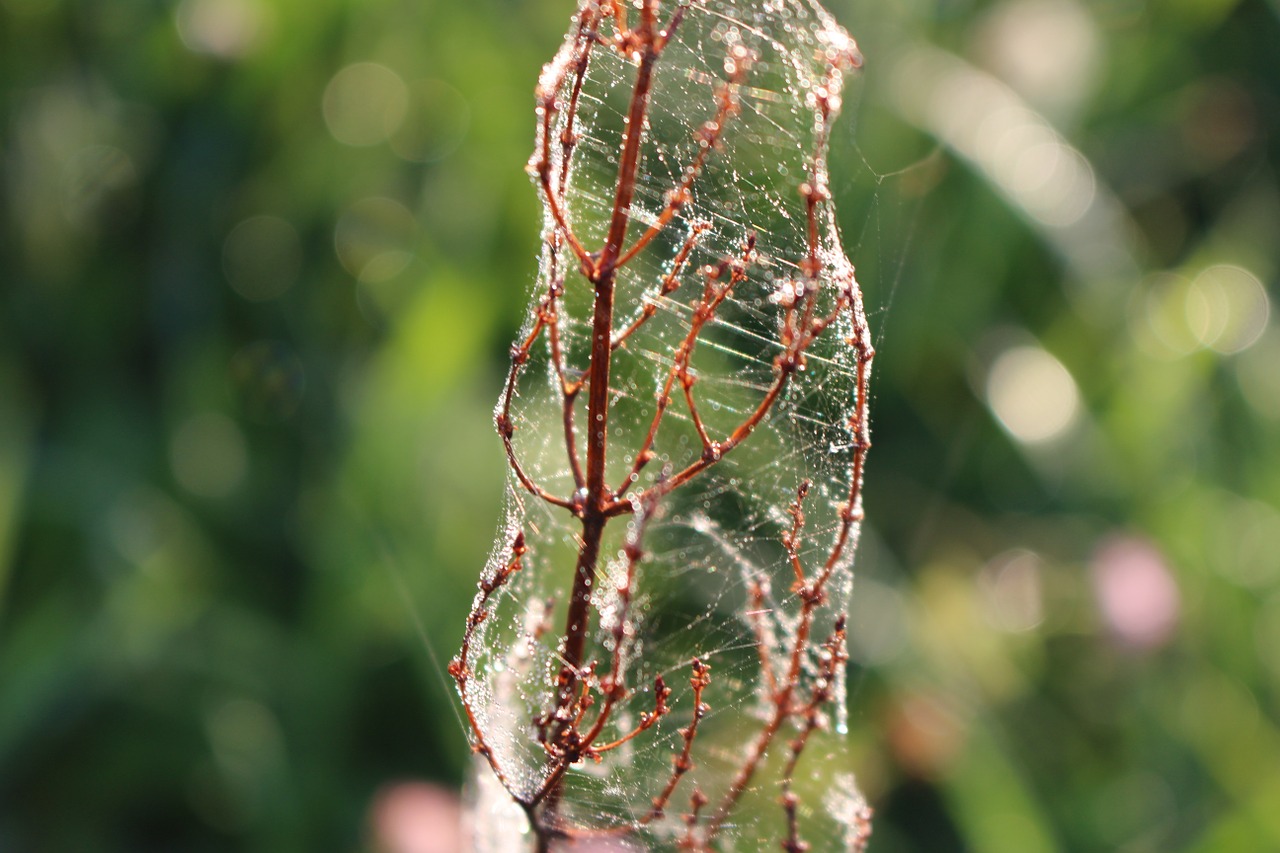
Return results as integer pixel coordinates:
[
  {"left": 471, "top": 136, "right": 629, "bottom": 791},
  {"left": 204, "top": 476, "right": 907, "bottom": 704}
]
[
  {"left": 612, "top": 235, "right": 756, "bottom": 500},
  {"left": 779, "top": 618, "right": 848, "bottom": 853},
  {"left": 496, "top": 291, "right": 579, "bottom": 515},
  {"left": 680, "top": 788, "right": 709, "bottom": 849},
  {"left": 449, "top": 533, "right": 528, "bottom": 799},
  {"left": 644, "top": 659, "right": 711, "bottom": 823},
  {"left": 614, "top": 45, "right": 751, "bottom": 269},
  {"left": 612, "top": 220, "right": 711, "bottom": 352},
  {"left": 458, "top": 2, "right": 871, "bottom": 848}
]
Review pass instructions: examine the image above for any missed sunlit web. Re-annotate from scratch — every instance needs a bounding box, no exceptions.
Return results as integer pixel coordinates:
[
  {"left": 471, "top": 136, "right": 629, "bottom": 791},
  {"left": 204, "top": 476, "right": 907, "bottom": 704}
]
[{"left": 445, "top": 1, "right": 923, "bottom": 850}]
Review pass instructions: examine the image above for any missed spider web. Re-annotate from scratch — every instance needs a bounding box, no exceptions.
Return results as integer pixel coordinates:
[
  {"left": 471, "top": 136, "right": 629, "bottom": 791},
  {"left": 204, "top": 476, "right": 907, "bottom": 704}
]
[{"left": 458, "top": 2, "right": 878, "bottom": 849}]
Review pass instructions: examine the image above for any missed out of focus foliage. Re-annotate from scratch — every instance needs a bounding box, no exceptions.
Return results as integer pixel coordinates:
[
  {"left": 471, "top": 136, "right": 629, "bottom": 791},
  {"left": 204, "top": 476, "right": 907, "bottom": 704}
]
[{"left": 1, "top": 0, "right": 1277, "bottom": 851}]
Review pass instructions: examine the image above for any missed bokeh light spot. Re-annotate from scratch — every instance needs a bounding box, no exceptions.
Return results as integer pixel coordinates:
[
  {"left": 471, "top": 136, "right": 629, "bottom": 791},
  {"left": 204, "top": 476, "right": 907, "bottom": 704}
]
[
  {"left": 390, "top": 79, "right": 471, "bottom": 163},
  {"left": 169, "top": 412, "right": 248, "bottom": 499},
  {"left": 975, "top": 0, "right": 1100, "bottom": 120},
  {"left": 204, "top": 697, "right": 285, "bottom": 820},
  {"left": 335, "top": 197, "right": 417, "bottom": 282},
  {"left": 978, "top": 549, "right": 1045, "bottom": 633},
  {"left": 222, "top": 214, "right": 302, "bottom": 301},
  {"left": 370, "top": 782, "right": 463, "bottom": 853},
  {"left": 1236, "top": 327, "right": 1280, "bottom": 419},
  {"left": 986, "top": 345, "right": 1080, "bottom": 444},
  {"left": 1091, "top": 536, "right": 1180, "bottom": 651},
  {"left": 899, "top": 51, "right": 1100, "bottom": 233},
  {"left": 175, "top": 0, "right": 267, "bottom": 60},
  {"left": 1208, "top": 492, "right": 1280, "bottom": 589},
  {"left": 886, "top": 690, "right": 968, "bottom": 780},
  {"left": 1135, "top": 272, "right": 1201, "bottom": 357},
  {"left": 62, "top": 144, "right": 138, "bottom": 229},
  {"left": 107, "top": 494, "right": 166, "bottom": 565},
  {"left": 1182, "top": 79, "right": 1257, "bottom": 168},
  {"left": 1185, "top": 264, "right": 1269, "bottom": 354},
  {"left": 323, "top": 63, "right": 409, "bottom": 147}
]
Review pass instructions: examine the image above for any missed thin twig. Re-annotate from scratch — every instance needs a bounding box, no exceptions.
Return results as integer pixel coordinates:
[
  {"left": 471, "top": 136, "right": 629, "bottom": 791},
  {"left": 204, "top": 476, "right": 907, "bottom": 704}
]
[
  {"left": 496, "top": 300, "right": 579, "bottom": 514},
  {"left": 779, "top": 619, "right": 848, "bottom": 853},
  {"left": 613, "top": 47, "right": 750, "bottom": 268},
  {"left": 448, "top": 533, "right": 529, "bottom": 801},
  {"left": 611, "top": 235, "right": 756, "bottom": 500},
  {"left": 643, "top": 659, "right": 712, "bottom": 823},
  {"left": 612, "top": 220, "right": 711, "bottom": 351}
]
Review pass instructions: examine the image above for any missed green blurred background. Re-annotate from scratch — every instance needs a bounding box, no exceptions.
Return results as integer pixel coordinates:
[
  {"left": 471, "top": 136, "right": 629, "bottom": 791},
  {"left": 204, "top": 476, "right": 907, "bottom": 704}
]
[{"left": 2, "top": 0, "right": 1279, "bottom": 850}]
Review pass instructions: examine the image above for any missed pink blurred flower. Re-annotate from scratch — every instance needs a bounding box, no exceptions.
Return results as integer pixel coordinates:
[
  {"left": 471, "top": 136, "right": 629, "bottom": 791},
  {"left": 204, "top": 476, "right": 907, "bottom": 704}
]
[
  {"left": 369, "top": 782, "right": 639, "bottom": 853},
  {"left": 370, "top": 782, "right": 463, "bottom": 853},
  {"left": 1091, "top": 536, "right": 1181, "bottom": 650}
]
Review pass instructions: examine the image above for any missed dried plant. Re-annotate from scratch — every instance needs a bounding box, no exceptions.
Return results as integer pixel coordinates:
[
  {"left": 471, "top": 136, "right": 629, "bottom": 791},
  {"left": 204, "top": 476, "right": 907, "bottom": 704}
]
[{"left": 450, "top": 1, "right": 874, "bottom": 849}]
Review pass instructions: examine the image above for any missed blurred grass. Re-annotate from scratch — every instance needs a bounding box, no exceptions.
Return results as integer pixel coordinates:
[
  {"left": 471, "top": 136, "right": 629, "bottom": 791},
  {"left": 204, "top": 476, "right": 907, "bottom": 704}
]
[{"left": 2, "top": 0, "right": 1279, "bottom": 851}]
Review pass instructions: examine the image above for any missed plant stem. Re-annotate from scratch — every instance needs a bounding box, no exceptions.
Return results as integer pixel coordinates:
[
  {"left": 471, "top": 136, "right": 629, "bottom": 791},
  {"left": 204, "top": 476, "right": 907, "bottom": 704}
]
[{"left": 560, "top": 12, "right": 660, "bottom": 709}]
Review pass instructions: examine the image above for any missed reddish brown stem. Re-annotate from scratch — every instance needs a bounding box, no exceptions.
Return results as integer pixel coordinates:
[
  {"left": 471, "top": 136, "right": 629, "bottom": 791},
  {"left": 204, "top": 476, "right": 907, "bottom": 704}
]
[
  {"left": 778, "top": 620, "right": 848, "bottom": 853},
  {"left": 449, "top": 533, "right": 529, "bottom": 800},
  {"left": 613, "top": 50, "right": 749, "bottom": 269},
  {"left": 468, "top": 3, "right": 872, "bottom": 848},
  {"left": 588, "top": 675, "right": 671, "bottom": 754},
  {"left": 550, "top": 1, "right": 681, "bottom": 793},
  {"left": 784, "top": 480, "right": 812, "bottom": 587},
  {"left": 612, "top": 220, "right": 710, "bottom": 352},
  {"left": 532, "top": 10, "right": 599, "bottom": 271},
  {"left": 643, "top": 659, "right": 712, "bottom": 823},
  {"left": 496, "top": 295, "right": 579, "bottom": 514},
  {"left": 556, "top": 21, "right": 659, "bottom": 697},
  {"left": 681, "top": 788, "right": 709, "bottom": 849},
  {"left": 612, "top": 236, "right": 755, "bottom": 499},
  {"left": 542, "top": 235, "right": 587, "bottom": 490}
]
